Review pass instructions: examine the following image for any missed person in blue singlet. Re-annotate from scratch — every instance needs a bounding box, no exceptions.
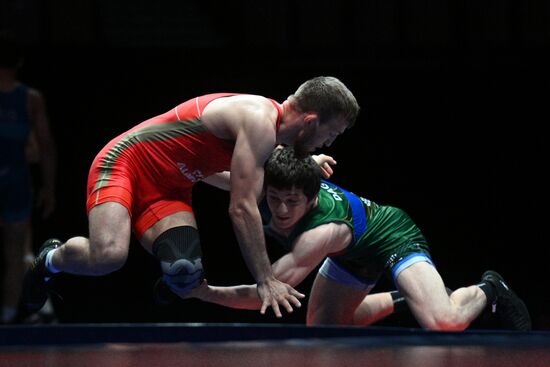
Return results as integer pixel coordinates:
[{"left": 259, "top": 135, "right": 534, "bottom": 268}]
[
  {"left": 0, "top": 30, "right": 57, "bottom": 323},
  {"left": 184, "top": 146, "right": 531, "bottom": 331}
]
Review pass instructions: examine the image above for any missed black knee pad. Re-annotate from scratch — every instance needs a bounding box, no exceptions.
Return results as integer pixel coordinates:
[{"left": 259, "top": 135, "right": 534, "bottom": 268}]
[{"left": 152, "top": 226, "right": 204, "bottom": 295}]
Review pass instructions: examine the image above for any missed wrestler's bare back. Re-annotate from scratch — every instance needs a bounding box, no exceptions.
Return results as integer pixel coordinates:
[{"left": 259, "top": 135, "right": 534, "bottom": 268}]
[{"left": 201, "top": 95, "right": 280, "bottom": 142}]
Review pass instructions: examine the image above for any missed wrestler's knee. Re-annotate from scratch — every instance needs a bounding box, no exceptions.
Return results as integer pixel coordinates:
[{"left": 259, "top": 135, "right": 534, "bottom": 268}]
[
  {"left": 88, "top": 237, "right": 129, "bottom": 275},
  {"left": 153, "top": 226, "right": 204, "bottom": 295},
  {"left": 306, "top": 303, "right": 354, "bottom": 326},
  {"left": 420, "top": 310, "right": 468, "bottom": 331}
]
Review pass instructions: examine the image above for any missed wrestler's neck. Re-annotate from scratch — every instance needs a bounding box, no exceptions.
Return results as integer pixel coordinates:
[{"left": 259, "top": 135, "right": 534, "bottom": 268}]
[{"left": 276, "top": 100, "right": 308, "bottom": 145}]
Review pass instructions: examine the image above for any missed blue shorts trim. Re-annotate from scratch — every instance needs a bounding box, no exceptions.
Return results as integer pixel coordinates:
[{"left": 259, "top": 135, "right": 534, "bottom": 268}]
[
  {"left": 391, "top": 253, "right": 434, "bottom": 284},
  {"left": 319, "top": 257, "right": 377, "bottom": 292}
]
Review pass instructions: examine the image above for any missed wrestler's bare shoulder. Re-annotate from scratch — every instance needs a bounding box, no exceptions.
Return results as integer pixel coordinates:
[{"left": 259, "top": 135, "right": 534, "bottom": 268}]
[{"left": 201, "top": 95, "right": 279, "bottom": 139}]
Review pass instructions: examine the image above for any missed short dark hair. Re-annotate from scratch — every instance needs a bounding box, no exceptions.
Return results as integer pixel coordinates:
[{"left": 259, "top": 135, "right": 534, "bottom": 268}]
[
  {"left": 290, "top": 76, "right": 360, "bottom": 127},
  {"left": 265, "top": 146, "right": 321, "bottom": 201}
]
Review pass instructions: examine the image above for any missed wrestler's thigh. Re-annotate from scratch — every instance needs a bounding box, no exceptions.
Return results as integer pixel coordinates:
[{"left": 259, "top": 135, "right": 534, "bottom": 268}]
[
  {"left": 88, "top": 202, "right": 132, "bottom": 252},
  {"left": 395, "top": 262, "right": 451, "bottom": 322}
]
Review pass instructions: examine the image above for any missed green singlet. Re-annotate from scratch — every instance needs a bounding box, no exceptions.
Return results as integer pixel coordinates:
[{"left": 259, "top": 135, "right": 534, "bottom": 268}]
[{"left": 264, "top": 181, "right": 432, "bottom": 284}]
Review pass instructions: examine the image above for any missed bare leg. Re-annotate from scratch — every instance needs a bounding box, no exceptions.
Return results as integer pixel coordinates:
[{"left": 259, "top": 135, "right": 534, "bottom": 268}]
[
  {"left": 50, "top": 202, "right": 132, "bottom": 275},
  {"left": 352, "top": 292, "right": 396, "bottom": 325},
  {"left": 397, "top": 262, "right": 487, "bottom": 330},
  {"left": 306, "top": 273, "right": 369, "bottom": 325}
]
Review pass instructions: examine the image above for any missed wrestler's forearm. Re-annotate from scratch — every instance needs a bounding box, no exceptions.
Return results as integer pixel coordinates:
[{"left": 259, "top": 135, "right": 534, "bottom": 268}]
[
  {"left": 202, "top": 171, "right": 230, "bottom": 191},
  {"left": 229, "top": 202, "right": 274, "bottom": 283},
  {"left": 198, "top": 284, "right": 261, "bottom": 310}
]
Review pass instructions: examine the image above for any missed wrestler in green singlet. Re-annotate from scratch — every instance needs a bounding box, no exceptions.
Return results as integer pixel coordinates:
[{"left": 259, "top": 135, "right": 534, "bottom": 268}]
[{"left": 265, "top": 180, "right": 432, "bottom": 285}]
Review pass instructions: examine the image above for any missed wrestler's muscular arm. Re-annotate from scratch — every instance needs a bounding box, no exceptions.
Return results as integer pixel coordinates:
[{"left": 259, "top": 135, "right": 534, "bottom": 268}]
[
  {"left": 202, "top": 171, "right": 231, "bottom": 191},
  {"left": 191, "top": 223, "right": 350, "bottom": 310},
  {"left": 231, "top": 108, "right": 306, "bottom": 317},
  {"left": 202, "top": 96, "right": 304, "bottom": 317},
  {"left": 202, "top": 151, "right": 336, "bottom": 191}
]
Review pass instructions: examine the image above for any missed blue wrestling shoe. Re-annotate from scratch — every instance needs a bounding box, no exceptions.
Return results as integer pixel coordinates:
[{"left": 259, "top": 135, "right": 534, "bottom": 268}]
[
  {"left": 21, "top": 239, "right": 62, "bottom": 313},
  {"left": 482, "top": 270, "right": 531, "bottom": 331}
]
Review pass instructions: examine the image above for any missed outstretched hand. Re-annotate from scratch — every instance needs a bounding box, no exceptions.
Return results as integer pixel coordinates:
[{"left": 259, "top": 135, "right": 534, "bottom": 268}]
[
  {"left": 312, "top": 154, "right": 337, "bottom": 178},
  {"left": 180, "top": 278, "right": 209, "bottom": 299},
  {"left": 257, "top": 278, "right": 305, "bottom": 318}
]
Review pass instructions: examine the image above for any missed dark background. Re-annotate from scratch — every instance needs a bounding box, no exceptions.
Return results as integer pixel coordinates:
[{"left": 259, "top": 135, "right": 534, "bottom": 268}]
[{"left": 2, "top": 1, "right": 548, "bottom": 329}]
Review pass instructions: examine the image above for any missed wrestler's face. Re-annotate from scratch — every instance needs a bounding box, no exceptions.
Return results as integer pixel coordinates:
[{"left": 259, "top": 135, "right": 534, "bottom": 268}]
[
  {"left": 293, "top": 115, "right": 349, "bottom": 157},
  {"left": 266, "top": 186, "right": 315, "bottom": 234}
]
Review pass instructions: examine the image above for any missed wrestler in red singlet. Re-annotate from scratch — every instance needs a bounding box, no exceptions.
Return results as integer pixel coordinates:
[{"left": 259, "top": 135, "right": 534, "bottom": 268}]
[{"left": 86, "top": 93, "right": 282, "bottom": 239}]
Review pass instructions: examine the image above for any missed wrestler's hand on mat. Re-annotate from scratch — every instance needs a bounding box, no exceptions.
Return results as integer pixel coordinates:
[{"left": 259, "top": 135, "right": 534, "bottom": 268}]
[
  {"left": 312, "top": 154, "right": 336, "bottom": 179},
  {"left": 180, "top": 279, "right": 209, "bottom": 299},
  {"left": 257, "top": 278, "right": 305, "bottom": 318}
]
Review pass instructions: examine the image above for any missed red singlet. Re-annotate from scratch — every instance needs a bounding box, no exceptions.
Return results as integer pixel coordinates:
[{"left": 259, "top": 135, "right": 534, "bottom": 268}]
[{"left": 86, "top": 93, "right": 282, "bottom": 239}]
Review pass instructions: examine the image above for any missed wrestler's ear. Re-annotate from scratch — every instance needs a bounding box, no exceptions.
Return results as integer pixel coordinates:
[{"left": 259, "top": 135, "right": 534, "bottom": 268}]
[
  {"left": 303, "top": 112, "right": 320, "bottom": 126},
  {"left": 308, "top": 193, "right": 318, "bottom": 208}
]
